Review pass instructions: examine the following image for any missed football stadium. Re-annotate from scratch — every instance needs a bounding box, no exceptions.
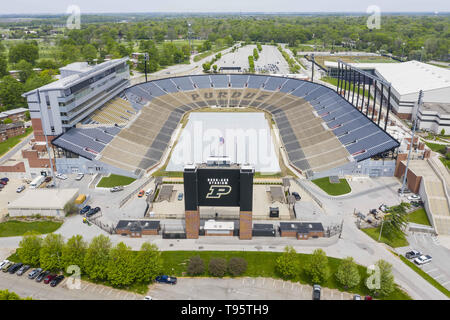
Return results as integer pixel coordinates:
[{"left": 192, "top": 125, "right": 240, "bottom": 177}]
[{"left": 51, "top": 74, "right": 400, "bottom": 179}]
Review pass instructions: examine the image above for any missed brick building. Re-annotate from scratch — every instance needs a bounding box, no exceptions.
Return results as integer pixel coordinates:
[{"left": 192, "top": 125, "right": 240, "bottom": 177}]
[
  {"left": 0, "top": 108, "right": 28, "bottom": 123},
  {"left": 0, "top": 122, "right": 25, "bottom": 141},
  {"left": 279, "top": 222, "right": 325, "bottom": 240}
]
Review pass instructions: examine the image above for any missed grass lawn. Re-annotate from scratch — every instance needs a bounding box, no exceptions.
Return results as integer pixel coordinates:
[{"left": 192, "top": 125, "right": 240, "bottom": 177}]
[
  {"left": 0, "top": 127, "right": 33, "bottom": 157},
  {"left": 439, "top": 157, "right": 450, "bottom": 169},
  {"left": 193, "top": 45, "right": 229, "bottom": 62},
  {"left": 161, "top": 251, "right": 411, "bottom": 300},
  {"left": 361, "top": 226, "right": 409, "bottom": 248},
  {"left": 321, "top": 77, "right": 372, "bottom": 98},
  {"left": 424, "top": 142, "right": 447, "bottom": 153},
  {"left": 397, "top": 254, "right": 450, "bottom": 298},
  {"left": 97, "top": 174, "right": 136, "bottom": 188},
  {"left": 0, "top": 220, "right": 62, "bottom": 237},
  {"left": 311, "top": 177, "right": 351, "bottom": 196},
  {"left": 408, "top": 208, "right": 432, "bottom": 226}
]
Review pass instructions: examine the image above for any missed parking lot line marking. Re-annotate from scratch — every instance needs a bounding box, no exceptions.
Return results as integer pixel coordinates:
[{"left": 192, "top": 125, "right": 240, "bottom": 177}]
[
  {"left": 424, "top": 268, "right": 438, "bottom": 273},
  {"left": 107, "top": 289, "right": 113, "bottom": 295},
  {"left": 433, "top": 274, "right": 445, "bottom": 280},
  {"left": 341, "top": 293, "right": 344, "bottom": 300},
  {"left": 441, "top": 280, "right": 450, "bottom": 286}
]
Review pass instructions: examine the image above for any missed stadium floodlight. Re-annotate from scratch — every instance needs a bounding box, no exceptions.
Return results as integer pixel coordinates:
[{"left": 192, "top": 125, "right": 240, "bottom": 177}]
[{"left": 144, "top": 53, "right": 149, "bottom": 83}]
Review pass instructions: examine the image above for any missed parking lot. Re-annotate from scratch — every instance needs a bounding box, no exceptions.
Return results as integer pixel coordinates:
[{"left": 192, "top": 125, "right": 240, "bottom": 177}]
[
  {"left": 0, "top": 177, "right": 28, "bottom": 218},
  {"left": 0, "top": 265, "right": 144, "bottom": 300},
  {"left": 148, "top": 277, "right": 354, "bottom": 300},
  {"left": 396, "top": 231, "right": 450, "bottom": 291}
]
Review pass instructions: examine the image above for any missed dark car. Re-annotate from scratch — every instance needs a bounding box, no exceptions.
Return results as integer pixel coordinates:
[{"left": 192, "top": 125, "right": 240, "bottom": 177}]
[
  {"left": 86, "top": 207, "right": 100, "bottom": 217},
  {"left": 8, "top": 263, "right": 23, "bottom": 274},
  {"left": 155, "top": 275, "right": 177, "bottom": 285},
  {"left": 35, "top": 270, "right": 50, "bottom": 282},
  {"left": 1, "top": 178, "right": 9, "bottom": 182},
  {"left": 44, "top": 176, "right": 52, "bottom": 183},
  {"left": 44, "top": 273, "right": 57, "bottom": 284},
  {"left": 16, "top": 264, "right": 30, "bottom": 276},
  {"left": 50, "top": 275, "right": 64, "bottom": 287},
  {"left": 364, "top": 296, "right": 373, "bottom": 300},
  {"left": 312, "top": 284, "right": 321, "bottom": 300},
  {"left": 28, "top": 268, "right": 43, "bottom": 279},
  {"left": 292, "top": 192, "right": 301, "bottom": 201},
  {"left": 80, "top": 205, "right": 91, "bottom": 215},
  {"left": 405, "top": 250, "right": 421, "bottom": 259}
]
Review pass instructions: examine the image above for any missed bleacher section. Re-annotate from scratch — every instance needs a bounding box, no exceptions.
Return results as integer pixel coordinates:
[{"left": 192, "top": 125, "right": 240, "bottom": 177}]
[
  {"left": 85, "top": 97, "right": 136, "bottom": 125},
  {"left": 53, "top": 74, "right": 400, "bottom": 176}
]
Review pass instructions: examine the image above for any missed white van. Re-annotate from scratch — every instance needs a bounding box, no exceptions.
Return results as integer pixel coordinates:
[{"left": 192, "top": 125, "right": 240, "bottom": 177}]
[
  {"left": 30, "top": 175, "right": 45, "bottom": 189},
  {"left": 145, "top": 188, "right": 153, "bottom": 196}
]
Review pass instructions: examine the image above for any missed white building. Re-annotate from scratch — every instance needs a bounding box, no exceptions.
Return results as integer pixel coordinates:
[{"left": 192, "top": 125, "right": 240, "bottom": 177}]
[
  {"left": 22, "top": 58, "right": 130, "bottom": 143},
  {"left": 325, "top": 60, "right": 450, "bottom": 133}
]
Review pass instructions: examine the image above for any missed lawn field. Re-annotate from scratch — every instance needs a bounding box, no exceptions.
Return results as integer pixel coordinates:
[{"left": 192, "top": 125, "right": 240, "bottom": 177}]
[
  {"left": 96, "top": 174, "right": 136, "bottom": 188},
  {"left": 160, "top": 251, "right": 411, "bottom": 300},
  {"left": 408, "top": 208, "right": 431, "bottom": 226},
  {"left": 361, "top": 226, "right": 409, "bottom": 248},
  {"left": 0, "top": 220, "right": 62, "bottom": 237},
  {"left": 312, "top": 177, "right": 351, "bottom": 196}
]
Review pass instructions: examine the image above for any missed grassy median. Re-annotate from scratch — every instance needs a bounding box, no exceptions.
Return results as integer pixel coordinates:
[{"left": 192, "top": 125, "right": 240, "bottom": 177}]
[
  {"left": 97, "top": 174, "right": 136, "bottom": 188},
  {"left": 0, "top": 127, "right": 33, "bottom": 157},
  {"left": 0, "top": 220, "right": 62, "bottom": 237},
  {"left": 361, "top": 226, "right": 409, "bottom": 248}
]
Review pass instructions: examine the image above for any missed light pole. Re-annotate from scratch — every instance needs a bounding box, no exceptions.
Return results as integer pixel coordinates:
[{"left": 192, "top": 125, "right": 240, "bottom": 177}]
[
  {"left": 401, "top": 42, "right": 405, "bottom": 61},
  {"left": 311, "top": 53, "right": 315, "bottom": 82},
  {"left": 420, "top": 46, "right": 425, "bottom": 62},
  {"left": 144, "top": 53, "right": 149, "bottom": 83}
]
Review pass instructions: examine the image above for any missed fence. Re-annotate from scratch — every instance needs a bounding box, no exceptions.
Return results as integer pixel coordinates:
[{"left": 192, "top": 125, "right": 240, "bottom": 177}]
[
  {"left": 293, "top": 179, "right": 323, "bottom": 208},
  {"left": 87, "top": 215, "right": 116, "bottom": 234},
  {"left": 119, "top": 176, "right": 154, "bottom": 208}
]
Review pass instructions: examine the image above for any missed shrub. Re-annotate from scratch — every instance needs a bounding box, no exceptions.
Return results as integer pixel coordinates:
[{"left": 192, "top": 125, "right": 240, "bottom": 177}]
[
  {"left": 304, "top": 249, "right": 330, "bottom": 284},
  {"left": 276, "top": 246, "right": 300, "bottom": 279},
  {"left": 227, "top": 257, "right": 247, "bottom": 276},
  {"left": 208, "top": 258, "right": 227, "bottom": 277},
  {"left": 187, "top": 256, "right": 205, "bottom": 276}
]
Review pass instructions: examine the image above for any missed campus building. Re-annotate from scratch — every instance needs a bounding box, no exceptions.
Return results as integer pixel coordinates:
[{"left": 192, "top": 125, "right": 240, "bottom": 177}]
[{"left": 22, "top": 58, "right": 130, "bottom": 143}]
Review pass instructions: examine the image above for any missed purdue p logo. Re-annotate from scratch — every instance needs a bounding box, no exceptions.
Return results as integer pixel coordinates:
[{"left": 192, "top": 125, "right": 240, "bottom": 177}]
[{"left": 206, "top": 185, "right": 232, "bottom": 199}]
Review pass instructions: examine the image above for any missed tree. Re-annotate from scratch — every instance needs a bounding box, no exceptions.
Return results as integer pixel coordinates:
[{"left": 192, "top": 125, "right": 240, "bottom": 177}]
[
  {"left": 16, "top": 60, "right": 34, "bottom": 83},
  {"left": 63, "top": 201, "right": 78, "bottom": 216},
  {"left": 276, "top": 246, "right": 300, "bottom": 279},
  {"left": 0, "top": 289, "right": 31, "bottom": 300},
  {"left": 0, "top": 76, "right": 26, "bottom": 109},
  {"left": 61, "top": 235, "right": 87, "bottom": 272},
  {"left": 24, "top": 111, "right": 30, "bottom": 121},
  {"left": 106, "top": 242, "right": 135, "bottom": 287},
  {"left": 212, "top": 64, "right": 218, "bottom": 72},
  {"left": 82, "top": 44, "right": 98, "bottom": 63},
  {"left": 133, "top": 242, "right": 163, "bottom": 283},
  {"left": 84, "top": 234, "right": 111, "bottom": 281},
  {"left": 440, "top": 129, "right": 445, "bottom": 136},
  {"left": 187, "top": 256, "right": 205, "bottom": 276},
  {"left": 208, "top": 258, "right": 227, "bottom": 277},
  {"left": 3, "top": 118, "right": 12, "bottom": 124},
  {"left": 304, "top": 249, "right": 330, "bottom": 284},
  {"left": 202, "top": 62, "right": 211, "bottom": 72},
  {"left": 383, "top": 203, "right": 408, "bottom": 236},
  {"left": 8, "top": 42, "right": 39, "bottom": 65},
  {"left": 367, "top": 260, "right": 395, "bottom": 297},
  {"left": 0, "top": 55, "right": 7, "bottom": 77},
  {"left": 23, "top": 72, "right": 54, "bottom": 93},
  {"left": 18, "top": 232, "right": 42, "bottom": 266},
  {"left": 227, "top": 257, "right": 247, "bottom": 276},
  {"left": 335, "top": 257, "right": 360, "bottom": 289},
  {"left": 39, "top": 233, "right": 64, "bottom": 271}
]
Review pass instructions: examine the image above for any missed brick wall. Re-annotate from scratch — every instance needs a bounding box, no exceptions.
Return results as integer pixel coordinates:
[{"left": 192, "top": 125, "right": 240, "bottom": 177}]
[
  {"left": 31, "top": 118, "right": 44, "bottom": 142},
  {"left": 0, "top": 162, "right": 25, "bottom": 173},
  {"left": 239, "top": 211, "right": 252, "bottom": 240},
  {"left": 395, "top": 161, "right": 422, "bottom": 194},
  {"left": 185, "top": 210, "right": 200, "bottom": 239}
]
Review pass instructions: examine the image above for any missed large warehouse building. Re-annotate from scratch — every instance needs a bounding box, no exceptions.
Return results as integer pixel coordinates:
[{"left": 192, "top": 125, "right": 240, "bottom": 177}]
[{"left": 325, "top": 60, "right": 450, "bottom": 134}]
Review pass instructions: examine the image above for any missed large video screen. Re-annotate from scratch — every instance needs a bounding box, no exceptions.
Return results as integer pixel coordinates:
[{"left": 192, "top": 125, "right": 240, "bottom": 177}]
[{"left": 197, "top": 168, "right": 241, "bottom": 207}]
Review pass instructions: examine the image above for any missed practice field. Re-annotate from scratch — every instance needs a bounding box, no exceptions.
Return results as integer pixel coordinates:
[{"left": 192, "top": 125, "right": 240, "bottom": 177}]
[
  {"left": 314, "top": 55, "right": 398, "bottom": 69},
  {"left": 166, "top": 112, "right": 281, "bottom": 173}
]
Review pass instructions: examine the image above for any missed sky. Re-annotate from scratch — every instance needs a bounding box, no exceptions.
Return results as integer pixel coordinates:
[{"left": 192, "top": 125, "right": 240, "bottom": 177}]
[{"left": 1, "top": 0, "right": 449, "bottom": 15}]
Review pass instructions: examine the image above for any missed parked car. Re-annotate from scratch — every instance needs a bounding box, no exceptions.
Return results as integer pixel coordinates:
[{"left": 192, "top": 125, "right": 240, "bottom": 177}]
[
  {"left": 16, "top": 265, "right": 30, "bottom": 276},
  {"left": 46, "top": 182, "right": 56, "bottom": 188},
  {"left": 86, "top": 207, "right": 101, "bottom": 217},
  {"left": 80, "top": 205, "right": 91, "bottom": 215},
  {"left": 0, "top": 180, "right": 7, "bottom": 185},
  {"left": 144, "top": 296, "right": 153, "bottom": 300},
  {"left": 0, "top": 184, "right": 4, "bottom": 189},
  {"left": 155, "top": 275, "right": 177, "bottom": 285},
  {"left": 28, "top": 268, "right": 43, "bottom": 279},
  {"left": 138, "top": 190, "right": 145, "bottom": 197},
  {"left": 414, "top": 255, "right": 432, "bottom": 265},
  {"left": 8, "top": 263, "right": 23, "bottom": 274},
  {"left": 405, "top": 250, "right": 421, "bottom": 259},
  {"left": 75, "top": 173, "right": 84, "bottom": 181},
  {"left": 379, "top": 204, "right": 389, "bottom": 212},
  {"left": 411, "top": 200, "right": 424, "bottom": 207},
  {"left": 16, "top": 185, "right": 25, "bottom": 193},
  {"left": 408, "top": 194, "right": 421, "bottom": 201},
  {"left": 1, "top": 177, "right": 9, "bottom": 182},
  {"left": 50, "top": 275, "right": 64, "bottom": 287},
  {"left": 44, "top": 176, "right": 52, "bottom": 183},
  {"left": 145, "top": 188, "right": 153, "bottom": 196},
  {"left": 0, "top": 260, "right": 10, "bottom": 269},
  {"left": 292, "top": 192, "right": 301, "bottom": 201},
  {"left": 177, "top": 193, "right": 183, "bottom": 201},
  {"left": 398, "top": 188, "right": 411, "bottom": 194},
  {"left": 44, "top": 273, "right": 57, "bottom": 284},
  {"left": 364, "top": 295, "right": 373, "bottom": 300},
  {"left": 312, "top": 284, "right": 321, "bottom": 300},
  {"left": 55, "top": 173, "right": 67, "bottom": 180},
  {"left": 353, "top": 294, "right": 361, "bottom": 300},
  {"left": 1, "top": 261, "right": 14, "bottom": 272},
  {"left": 35, "top": 270, "right": 50, "bottom": 282},
  {"left": 110, "top": 186, "right": 124, "bottom": 192}
]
